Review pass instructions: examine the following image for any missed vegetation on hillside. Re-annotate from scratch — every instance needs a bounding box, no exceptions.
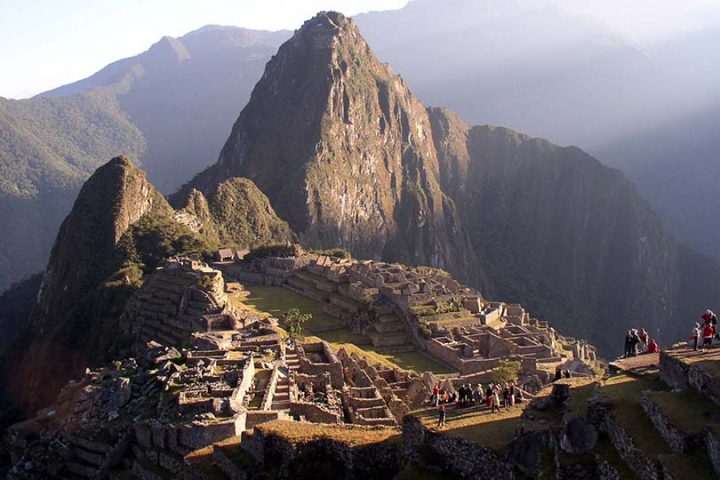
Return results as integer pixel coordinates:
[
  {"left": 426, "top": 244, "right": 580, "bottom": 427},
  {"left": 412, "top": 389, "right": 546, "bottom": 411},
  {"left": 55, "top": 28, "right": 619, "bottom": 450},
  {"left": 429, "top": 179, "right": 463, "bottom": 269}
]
[{"left": 119, "top": 213, "right": 215, "bottom": 273}]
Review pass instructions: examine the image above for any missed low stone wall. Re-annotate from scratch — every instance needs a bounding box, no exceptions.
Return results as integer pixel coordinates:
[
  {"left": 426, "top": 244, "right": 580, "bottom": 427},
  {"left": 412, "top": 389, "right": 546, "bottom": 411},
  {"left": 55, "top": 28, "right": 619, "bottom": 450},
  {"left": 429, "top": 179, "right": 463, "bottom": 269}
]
[
  {"left": 601, "top": 412, "right": 662, "bottom": 480},
  {"left": 659, "top": 352, "right": 690, "bottom": 390},
  {"left": 660, "top": 351, "right": 720, "bottom": 406},
  {"left": 706, "top": 426, "right": 720, "bottom": 475},
  {"left": 402, "top": 416, "right": 513, "bottom": 479},
  {"left": 240, "top": 422, "right": 401, "bottom": 478},
  {"left": 177, "top": 416, "right": 247, "bottom": 451},
  {"left": 289, "top": 401, "right": 342, "bottom": 424},
  {"left": 640, "top": 391, "right": 704, "bottom": 453}
]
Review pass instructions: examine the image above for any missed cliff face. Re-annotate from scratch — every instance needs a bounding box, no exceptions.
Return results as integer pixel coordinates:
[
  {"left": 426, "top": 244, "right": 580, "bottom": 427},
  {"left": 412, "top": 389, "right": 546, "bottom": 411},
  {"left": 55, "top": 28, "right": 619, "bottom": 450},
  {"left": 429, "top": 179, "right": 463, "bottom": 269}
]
[
  {"left": 429, "top": 108, "right": 680, "bottom": 350},
  {"left": 180, "top": 12, "right": 482, "bottom": 286},
  {"left": 5, "top": 157, "right": 172, "bottom": 414},
  {"left": 33, "top": 156, "right": 172, "bottom": 331}
]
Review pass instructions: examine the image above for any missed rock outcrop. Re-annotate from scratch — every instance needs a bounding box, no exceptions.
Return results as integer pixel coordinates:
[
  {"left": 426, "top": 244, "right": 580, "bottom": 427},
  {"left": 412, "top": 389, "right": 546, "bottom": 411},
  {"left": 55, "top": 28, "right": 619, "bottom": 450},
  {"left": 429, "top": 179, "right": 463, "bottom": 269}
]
[
  {"left": 176, "top": 11, "right": 483, "bottom": 288},
  {"left": 6, "top": 157, "right": 173, "bottom": 415},
  {"left": 428, "top": 108, "right": 680, "bottom": 352},
  {"left": 33, "top": 156, "right": 172, "bottom": 329},
  {"left": 177, "top": 177, "right": 294, "bottom": 249}
]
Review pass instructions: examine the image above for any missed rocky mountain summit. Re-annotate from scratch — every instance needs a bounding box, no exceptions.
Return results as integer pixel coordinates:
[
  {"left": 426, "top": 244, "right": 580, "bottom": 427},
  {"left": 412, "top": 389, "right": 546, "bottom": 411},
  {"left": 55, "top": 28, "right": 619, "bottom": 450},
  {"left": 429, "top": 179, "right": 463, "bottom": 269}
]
[
  {"left": 177, "top": 12, "right": 481, "bottom": 287},
  {"left": 178, "top": 11, "right": 717, "bottom": 354}
]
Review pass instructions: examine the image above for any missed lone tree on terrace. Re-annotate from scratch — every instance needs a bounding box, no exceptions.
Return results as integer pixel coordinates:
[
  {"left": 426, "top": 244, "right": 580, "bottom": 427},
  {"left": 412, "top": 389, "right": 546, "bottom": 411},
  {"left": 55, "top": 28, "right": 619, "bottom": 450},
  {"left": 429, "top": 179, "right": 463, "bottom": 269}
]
[{"left": 281, "top": 308, "right": 311, "bottom": 339}]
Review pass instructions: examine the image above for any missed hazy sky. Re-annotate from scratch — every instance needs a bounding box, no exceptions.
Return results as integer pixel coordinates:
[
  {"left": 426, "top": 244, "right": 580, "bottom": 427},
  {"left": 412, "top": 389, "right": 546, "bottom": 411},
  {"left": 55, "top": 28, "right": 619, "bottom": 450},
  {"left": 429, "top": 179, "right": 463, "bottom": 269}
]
[
  {"left": 2, "top": 0, "right": 720, "bottom": 99},
  {"left": 0, "top": 0, "right": 408, "bottom": 98}
]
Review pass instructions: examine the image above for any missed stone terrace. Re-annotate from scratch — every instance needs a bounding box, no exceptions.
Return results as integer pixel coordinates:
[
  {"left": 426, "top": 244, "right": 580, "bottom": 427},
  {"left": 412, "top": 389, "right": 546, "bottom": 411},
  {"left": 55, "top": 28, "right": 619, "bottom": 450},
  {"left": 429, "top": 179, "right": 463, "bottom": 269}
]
[{"left": 227, "top": 252, "right": 599, "bottom": 384}]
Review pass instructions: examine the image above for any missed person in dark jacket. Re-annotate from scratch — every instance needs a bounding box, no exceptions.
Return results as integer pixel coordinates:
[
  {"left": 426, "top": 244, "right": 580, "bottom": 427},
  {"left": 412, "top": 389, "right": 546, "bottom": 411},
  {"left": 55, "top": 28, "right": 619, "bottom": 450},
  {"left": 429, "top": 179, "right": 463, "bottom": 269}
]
[{"left": 624, "top": 330, "right": 633, "bottom": 358}]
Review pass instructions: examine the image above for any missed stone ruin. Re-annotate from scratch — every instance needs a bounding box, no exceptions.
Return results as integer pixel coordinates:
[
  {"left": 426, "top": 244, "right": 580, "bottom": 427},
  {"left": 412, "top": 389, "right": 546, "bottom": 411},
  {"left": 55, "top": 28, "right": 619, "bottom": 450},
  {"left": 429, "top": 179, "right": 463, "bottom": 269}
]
[
  {"left": 222, "top": 252, "right": 600, "bottom": 384},
  {"left": 121, "top": 257, "right": 248, "bottom": 348},
  {"left": 4, "top": 258, "right": 435, "bottom": 480}
]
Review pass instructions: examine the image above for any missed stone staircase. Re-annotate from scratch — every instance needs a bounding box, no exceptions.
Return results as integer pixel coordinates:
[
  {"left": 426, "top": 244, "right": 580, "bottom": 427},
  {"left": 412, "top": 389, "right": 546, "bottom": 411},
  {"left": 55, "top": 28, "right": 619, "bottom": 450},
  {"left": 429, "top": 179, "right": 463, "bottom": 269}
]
[{"left": 271, "top": 348, "right": 299, "bottom": 412}]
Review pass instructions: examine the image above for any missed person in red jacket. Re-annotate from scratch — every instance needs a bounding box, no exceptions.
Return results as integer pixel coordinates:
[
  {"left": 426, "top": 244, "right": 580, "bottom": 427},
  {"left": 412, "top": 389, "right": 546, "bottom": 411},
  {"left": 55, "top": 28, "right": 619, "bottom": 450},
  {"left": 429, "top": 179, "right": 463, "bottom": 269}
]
[
  {"left": 701, "top": 309, "right": 717, "bottom": 330},
  {"left": 702, "top": 324, "right": 715, "bottom": 352},
  {"left": 646, "top": 338, "right": 659, "bottom": 354}
]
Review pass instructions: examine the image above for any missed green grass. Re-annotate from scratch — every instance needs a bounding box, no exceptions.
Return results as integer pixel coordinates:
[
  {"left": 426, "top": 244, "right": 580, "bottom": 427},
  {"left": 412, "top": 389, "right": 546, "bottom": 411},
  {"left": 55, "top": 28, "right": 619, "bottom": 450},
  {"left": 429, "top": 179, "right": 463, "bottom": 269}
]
[
  {"left": 598, "top": 373, "right": 671, "bottom": 456},
  {"left": 661, "top": 452, "right": 713, "bottom": 480},
  {"left": 415, "top": 405, "right": 522, "bottom": 451},
  {"left": 567, "top": 379, "right": 598, "bottom": 415},
  {"left": 244, "top": 285, "right": 454, "bottom": 374},
  {"left": 648, "top": 389, "right": 720, "bottom": 433},
  {"left": 243, "top": 285, "right": 342, "bottom": 330}
]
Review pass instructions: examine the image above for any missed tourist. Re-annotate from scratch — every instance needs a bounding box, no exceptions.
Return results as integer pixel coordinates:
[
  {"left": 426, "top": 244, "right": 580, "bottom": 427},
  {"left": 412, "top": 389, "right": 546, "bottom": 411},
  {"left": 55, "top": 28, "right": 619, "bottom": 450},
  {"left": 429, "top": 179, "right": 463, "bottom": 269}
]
[
  {"left": 457, "top": 384, "right": 466, "bottom": 407},
  {"left": 701, "top": 309, "right": 718, "bottom": 340},
  {"left": 474, "top": 384, "right": 483, "bottom": 406},
  {"left": 502, "top": 384, "right": 510, "bottom": 408},
  {"left": 491, "top": 390, "right": 501, "bottom": 413},
  {"left": 437, "top": 405, "right": 446, "bottom": 428},
  {"left": 701, "top": 309, "right": 716, "bottom": 329},
  {"left": 630, "top": 329, "right": 640, "bottom": 357},
  {"left": 638, "top": 329, "right": 648, "bottom": 353},
  {"left": 702, "top": 323, "right": 714, "bottom": 352},
  {"left": 432, "top": 384, "right": 440, "bottom": 406},
  {"left": 647, "top": 338, "right": 659, "bottom": 354},
  {"left": 509, "top": 383, "right": 516, "bottom": 406},
  {"left": 485, "top": 384, "right": 494, "bottom": 409},
  {"left": 624, "top": 330, "right": 633, "bottom": 358},
  {"left": 516, "top": 388, "right": 524, "bottom": 403},
  {"left": 691, "top": 323, "right": 701, "bottom": 351}
]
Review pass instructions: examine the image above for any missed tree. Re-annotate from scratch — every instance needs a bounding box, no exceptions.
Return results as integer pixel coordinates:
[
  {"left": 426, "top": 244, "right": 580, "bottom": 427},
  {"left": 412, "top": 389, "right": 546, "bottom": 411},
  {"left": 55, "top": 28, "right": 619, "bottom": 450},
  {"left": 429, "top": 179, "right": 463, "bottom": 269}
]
[
  {"left": 281, "top": 308, "right": 312, "bottom": 339},
  {"left": 490, "top": 360, "right": 521, "bottom": 384}
]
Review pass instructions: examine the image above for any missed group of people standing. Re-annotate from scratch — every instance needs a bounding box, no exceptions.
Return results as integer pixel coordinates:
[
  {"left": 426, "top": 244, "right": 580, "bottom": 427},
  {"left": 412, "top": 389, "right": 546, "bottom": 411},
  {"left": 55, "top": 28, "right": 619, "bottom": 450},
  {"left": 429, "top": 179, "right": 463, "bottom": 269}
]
[
  {"left": 623, "top": 328, "right": 659, "bottom": 358},
  {"left": 691, "top": 309, "right": 718, "bottom": 352},
  {"left": 433, "top": 382, "right": 524, "bottom": 428}
]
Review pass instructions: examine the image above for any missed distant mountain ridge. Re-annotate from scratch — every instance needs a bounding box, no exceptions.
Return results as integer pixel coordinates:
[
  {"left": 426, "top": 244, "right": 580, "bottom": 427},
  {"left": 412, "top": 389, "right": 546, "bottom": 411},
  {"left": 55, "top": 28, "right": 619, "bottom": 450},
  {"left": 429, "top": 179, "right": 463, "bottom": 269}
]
[{"left": 0, "top": 26, "right": 289, "bottom": 292}]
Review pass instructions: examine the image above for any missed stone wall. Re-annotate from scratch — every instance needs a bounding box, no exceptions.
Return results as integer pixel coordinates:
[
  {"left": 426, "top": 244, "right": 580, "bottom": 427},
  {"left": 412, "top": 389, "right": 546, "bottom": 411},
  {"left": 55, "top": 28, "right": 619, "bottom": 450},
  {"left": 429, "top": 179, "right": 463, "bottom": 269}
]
[
  {"left": 660, "top": 351, "right": 720, "bottom": 406},
  {"left": 592, "top": 402, "right": 663, "bottom": 480},
  {"left": 402, "top": 416, "right": 513, "bottom": 479},
  {"left": 640, "top": 391, "right": 704, "bottom": 453},
  {"left": 297, "top": 342, "right": 344, "bottom": 388}
]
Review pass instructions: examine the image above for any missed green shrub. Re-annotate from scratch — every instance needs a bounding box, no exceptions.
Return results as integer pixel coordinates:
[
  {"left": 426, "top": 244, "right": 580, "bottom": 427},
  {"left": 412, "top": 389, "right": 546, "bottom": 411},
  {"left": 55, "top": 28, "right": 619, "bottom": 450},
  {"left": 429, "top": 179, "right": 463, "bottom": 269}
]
[
  {"left": 245, "top": 242, "right": 303, "bottom": 261},
  {"left": 280, "top": 308, "right": 312, "bottom": 339},
  {"left": 311, "top": 247, "right": 351, "bottom": 260},
  {"left": 119, "top": 213, "right": 213, "bottom": 272},
  {"left": 197, "top": 275, "right": 215, "bottom": 291},
  {"left": 490, "top": 360, "right": 521, "bottom": 384}
]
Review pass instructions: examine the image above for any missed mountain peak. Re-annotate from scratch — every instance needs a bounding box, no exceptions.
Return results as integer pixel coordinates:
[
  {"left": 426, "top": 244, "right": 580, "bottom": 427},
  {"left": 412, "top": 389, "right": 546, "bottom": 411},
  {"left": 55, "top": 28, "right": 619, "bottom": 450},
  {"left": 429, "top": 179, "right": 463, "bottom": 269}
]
[
  {"left": 178, "top": 12, "right": 480, "bottom": 285},
  {"left": 292, "top": 11, "right": 361, "bottom": 51},
  {"left": 146, "top": 35, "right": 191, "bottom": 63}
]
